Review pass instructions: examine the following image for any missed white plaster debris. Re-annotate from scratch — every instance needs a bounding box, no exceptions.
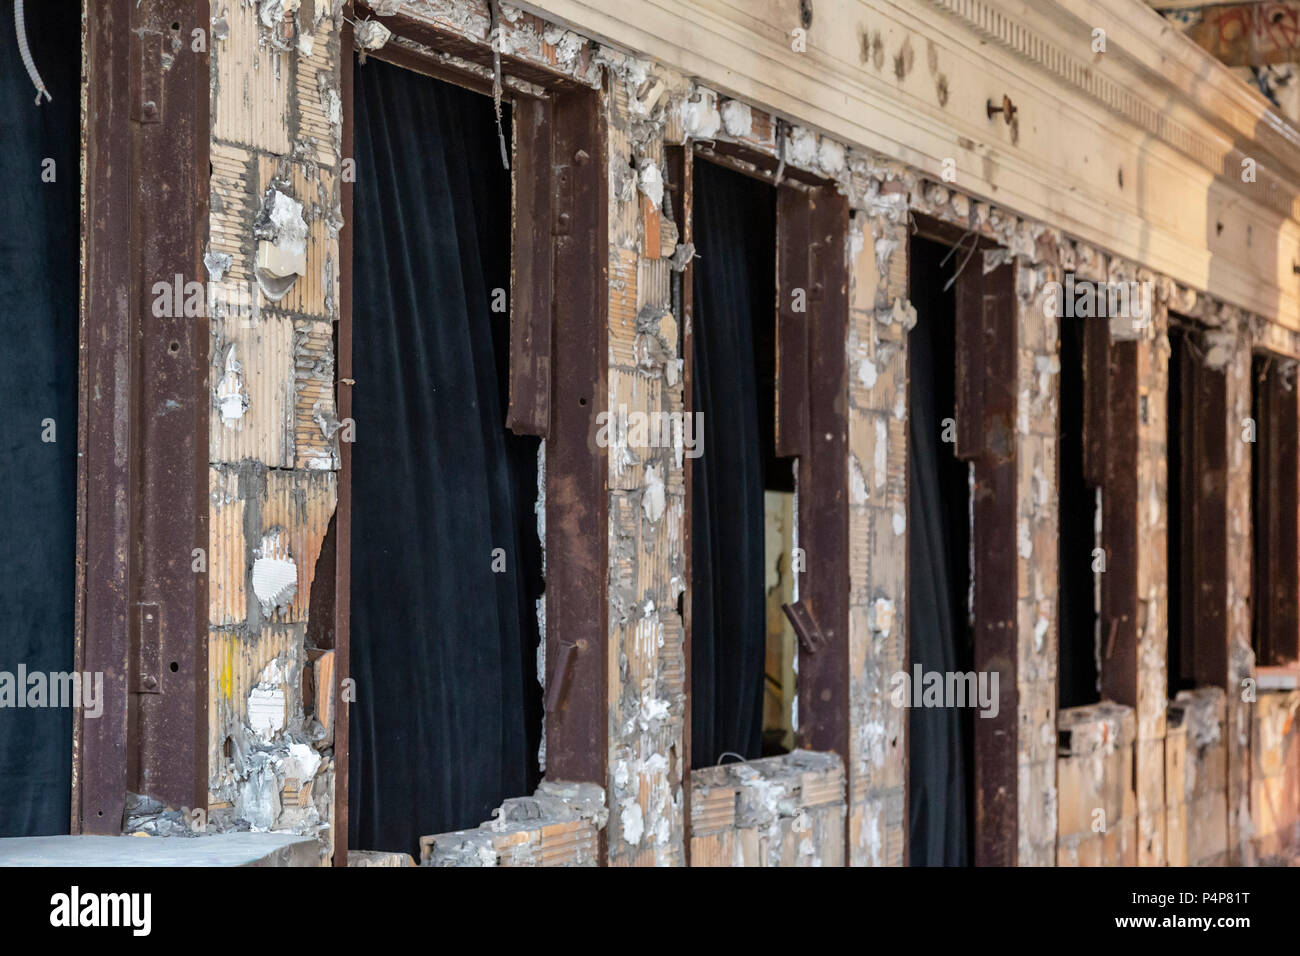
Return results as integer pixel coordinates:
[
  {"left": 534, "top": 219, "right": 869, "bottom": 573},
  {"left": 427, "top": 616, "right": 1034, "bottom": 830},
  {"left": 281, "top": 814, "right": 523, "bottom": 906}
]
[
  {"left": 353, "top": 18, "right": 392, "bottom": 51},
  {"left": 247, "top": 660, "right": 289, "bottom": 739},
  {"left": 849, "top": 455, "right": 868, "bottom": 505},
  {"left": 542, "top": 26, "right": 584, "bottom": 72},
  {"left": 637, "top": 159, "right": 664, "bottom": 210},
  {"left": 680, "top": 89, "right": 721, "bottom": 139},
  {"left": 369, "top": 0, "right": 405, "bottom": 14},
  {"left": 215, "top": 343, "right": 248, "bottom": 426},
  {"left": 637, "top": 690, "right": 670, "bottom": 731},
  {"left": 859, "top": 357, "right": 878, "bottom": 389},
  {"left": 1202, "top": 328, "right": 1236, "bottom": 369},
  {"left": 1018, "top": 517, "right": 1033, "bottom": 559},
  {"left": 253, "top": 187, "right": 308, "bottom": 301},
  {"left": 204, "top": 248, "right": 233, "bottom": 283},
  {"left": 873, "top": 418, "right": 887, "bottom": 490},
  {"left": 892, "top": 511, "right": 905, "bottom": 536},
  {"left": 252, "top": 528, "right": 298, "bottom": 617},
  {"left": 237, "top": 756, "right": 281, "bottom": 829},
  {"left": 620, "top": 800, "right": 644, "bottom": 846},
  {"left": 874, "top": 237, "right": 898, "bottom": 284},
  {"left": 1034, "top": 612, "right": 1049, "bottom": 652},
  {"left": 317, "top": 71, "right": 342, "bottom": 129},
  {"left": 720, "top": 99, "right": 752, "bottom": 137},
  {"left": 642, "top": 464, "right": 666, "bottom": 522},
  {"left": 283, "top": 740, "right": 322, "bottom": 783},
  {"left": 258, "top": 0, "right": 299, "bottom": 30},
  {"left": 787, "top": 125, "right": 817, "bottom": 167},
  {"left": 613, "top": 55, "right": 657, "bottom": 112},
  {"left": 892, "top": 297, "right": 917, "bottom": 328},
  {"left": 817, "top": 138, "right": 846, "bottom": 175},
  {"left": 870, "top": 597, "right": 896, "bottom": 637}
]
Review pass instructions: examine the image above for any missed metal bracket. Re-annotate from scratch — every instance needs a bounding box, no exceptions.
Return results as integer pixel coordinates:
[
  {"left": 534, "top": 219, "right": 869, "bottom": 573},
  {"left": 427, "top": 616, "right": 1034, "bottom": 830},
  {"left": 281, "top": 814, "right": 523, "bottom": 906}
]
[
  {"left": 783, "top": 600, "right": 826, "bottom": 654},
  {"left": 553, "top": 163, "right": 573, "bottom": 237},
  {"left": 132, "top": 31, "right": 164, "bottom": 124},
  {"left": 131, "top": 602, "right": 162, "bottom": 694}
]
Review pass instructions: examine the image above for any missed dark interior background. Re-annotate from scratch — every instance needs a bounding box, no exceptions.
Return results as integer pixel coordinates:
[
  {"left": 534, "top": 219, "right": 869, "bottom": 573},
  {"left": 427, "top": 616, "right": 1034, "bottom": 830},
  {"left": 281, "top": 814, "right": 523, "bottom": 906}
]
[
  {"left": 689, "top": 158, "right": 776, "bottom": 769},
  {"left": 906, "top": 235, "right": 974, "bottom": 867},
  {"left": 1058, "top": 312, "right": 1100, "bottom": 709},
  {"left": 349, "top": 58, "right": 543, "bottom": 855},
  {"left": 0, "top": 2, "right": 81, "bottom": 837},
  {"left": 1166, "top": 325, "right": 1189, "bottom": 697}
]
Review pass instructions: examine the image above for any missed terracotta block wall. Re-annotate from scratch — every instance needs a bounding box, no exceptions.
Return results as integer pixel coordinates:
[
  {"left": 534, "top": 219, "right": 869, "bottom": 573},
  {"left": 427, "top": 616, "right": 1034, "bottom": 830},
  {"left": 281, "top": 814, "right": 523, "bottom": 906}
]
[
  {"left": 1252, "top": 690, "right": 1300, "bottom": 859},
  {"left": 690, "top": 752, "right": 845, "bottom": 866},
  {"left": 205, "top": 1, "right": 344, "bottom": 856},
  {"left": 845, "top": 189, "right": 909, "bottom": 867},
  {"left": 194, "top": 0, "right": 1296, "bottom": 867},
  {"left": 1170, "top": 688, "right": 1230, "bottom": 865},
  {"left": 1016, "top": 260, "right": 1061, "bottom": 867},
  {"left": 1056, "top": 703, "right": 1137, "bottom": 866}
]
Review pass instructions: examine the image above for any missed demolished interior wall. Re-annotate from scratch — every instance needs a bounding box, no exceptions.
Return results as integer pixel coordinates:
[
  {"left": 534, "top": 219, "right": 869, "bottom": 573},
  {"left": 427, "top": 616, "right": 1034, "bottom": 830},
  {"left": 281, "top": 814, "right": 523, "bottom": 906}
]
[
  {"left": 206, "top": 0, "right": 343, "bottom": 858},
  {"left": 196, "top": 0, "right": 1300, "bottom": 864}
]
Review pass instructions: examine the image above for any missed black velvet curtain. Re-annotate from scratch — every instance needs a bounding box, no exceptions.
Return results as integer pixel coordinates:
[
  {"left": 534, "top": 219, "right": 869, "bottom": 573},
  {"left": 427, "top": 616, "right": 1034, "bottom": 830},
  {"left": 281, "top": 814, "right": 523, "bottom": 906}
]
[
  {"left": 0, "top": 3, "right": 81, "bottom": 837},
  {"left": 906, "top": 238, "right": 972, "bottom": 866},
  {"left": 689, "top": 160, "right": 773, "bottom": 769},
  {"left": 349, "top": 57, "right": 543, "bottom": 855}
]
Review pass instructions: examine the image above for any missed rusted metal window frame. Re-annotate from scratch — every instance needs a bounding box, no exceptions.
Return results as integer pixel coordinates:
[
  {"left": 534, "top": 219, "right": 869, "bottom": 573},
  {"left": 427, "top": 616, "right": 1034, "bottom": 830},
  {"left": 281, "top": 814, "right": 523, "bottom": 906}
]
[
  {"left": 1251, "top": 349, "right": 1300, "bottom": 668},
  {"left": 680, "top": 142, "right": 851, "bottom": 845},
  {"left": 1167, "top": 318, "right": 1229, "bottom": 690},
  {"left": 336, "top": 6, "right": 608, "bottom": 864},
  {"left": 909, "top": 214, "right": 1018, "bottom": 866},
  {"left": 75, "top": 0, "right": 210, "bottom": 834},
  {"left": 1078, "top": 311, "right": 1140, "bottom": 708}
]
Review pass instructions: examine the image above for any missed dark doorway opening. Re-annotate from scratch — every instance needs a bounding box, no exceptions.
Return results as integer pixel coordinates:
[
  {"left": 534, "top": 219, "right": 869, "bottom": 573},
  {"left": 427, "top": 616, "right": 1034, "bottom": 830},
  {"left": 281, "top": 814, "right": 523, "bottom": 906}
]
[
  {"left": 0, "top": 3, "right": 81, "bottom": 837},
  {"left": 1166, "top": 325, "right": 1227, "bottom": 693},
  {"left": 1058, "top": 314, "right": 1100, "bottom": 709},
  {"left": 1251, "top": 352, "right": 1300, "bottom": 668},
  {"left": 906, "top": 235, "right": 975, "bottom": 867},
  {"left": 689, "top": 157, "right": 784, "bottom": 768},
  {"left": 1167, "top": 325, "right": 1190, "bottom": 697},
  {"left": 349, "top": 58, "right": 543, "bottom": 856}
]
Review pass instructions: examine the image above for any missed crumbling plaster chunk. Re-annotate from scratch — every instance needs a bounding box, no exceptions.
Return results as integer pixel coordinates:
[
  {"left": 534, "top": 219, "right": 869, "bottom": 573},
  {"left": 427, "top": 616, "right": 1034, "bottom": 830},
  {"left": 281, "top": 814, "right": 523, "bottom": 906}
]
[
  {"left": 354, "top": 18, "right": 392, "bottom": 51},
  {"left": 253, "top": 187, "right": 308, "bottom": 301},
  {"left": 720, "top": 99, "right": 752, "bottom": 138},
  {"left": 680, "top": 88, "right": 721, "bottom": 140},
  {"left": 215, "top": 343, "right": 249, "bottom": 426},
  {"left": 247, "top": 659, "right": 289, "bottom": 739},
  {"left": 252, "top": 527, "right": 298, "bottom": 617}
]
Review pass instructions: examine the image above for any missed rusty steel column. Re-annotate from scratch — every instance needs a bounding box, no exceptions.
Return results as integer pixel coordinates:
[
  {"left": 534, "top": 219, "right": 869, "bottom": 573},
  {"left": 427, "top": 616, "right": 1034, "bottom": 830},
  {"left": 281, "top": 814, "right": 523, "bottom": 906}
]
[
  {"left": 77, "top": 0, "right": 209, "bottom": 832},
  {"left": 954, "top": 254, "right": 1019, "bottom": 867}
]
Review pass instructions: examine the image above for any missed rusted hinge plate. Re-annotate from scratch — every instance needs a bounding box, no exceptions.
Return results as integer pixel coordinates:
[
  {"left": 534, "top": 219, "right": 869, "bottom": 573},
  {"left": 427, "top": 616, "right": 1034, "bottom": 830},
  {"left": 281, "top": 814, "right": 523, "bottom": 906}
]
[
  {"left": 552, "top": 163, "right": 573, "bottom": 237},
  {"left": 132, "top": 30, "right": 164, "bottom": 124},
  {"left": 131, "top": 602, "right": 162, "bottom": 694}
]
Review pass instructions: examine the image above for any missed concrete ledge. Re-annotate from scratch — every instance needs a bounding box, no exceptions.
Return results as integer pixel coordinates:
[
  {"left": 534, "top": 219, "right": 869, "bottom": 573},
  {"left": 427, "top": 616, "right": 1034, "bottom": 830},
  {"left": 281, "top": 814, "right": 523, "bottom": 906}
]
[{"left": 0, "top": 833, "right": 321, "bottom": 867}]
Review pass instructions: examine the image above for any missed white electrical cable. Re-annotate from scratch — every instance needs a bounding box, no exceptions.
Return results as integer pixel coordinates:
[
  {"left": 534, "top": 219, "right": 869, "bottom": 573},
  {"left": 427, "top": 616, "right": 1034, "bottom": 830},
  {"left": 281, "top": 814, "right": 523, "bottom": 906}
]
[{"left": 15, "top": 0, "right": 52, "bottom": 105}]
